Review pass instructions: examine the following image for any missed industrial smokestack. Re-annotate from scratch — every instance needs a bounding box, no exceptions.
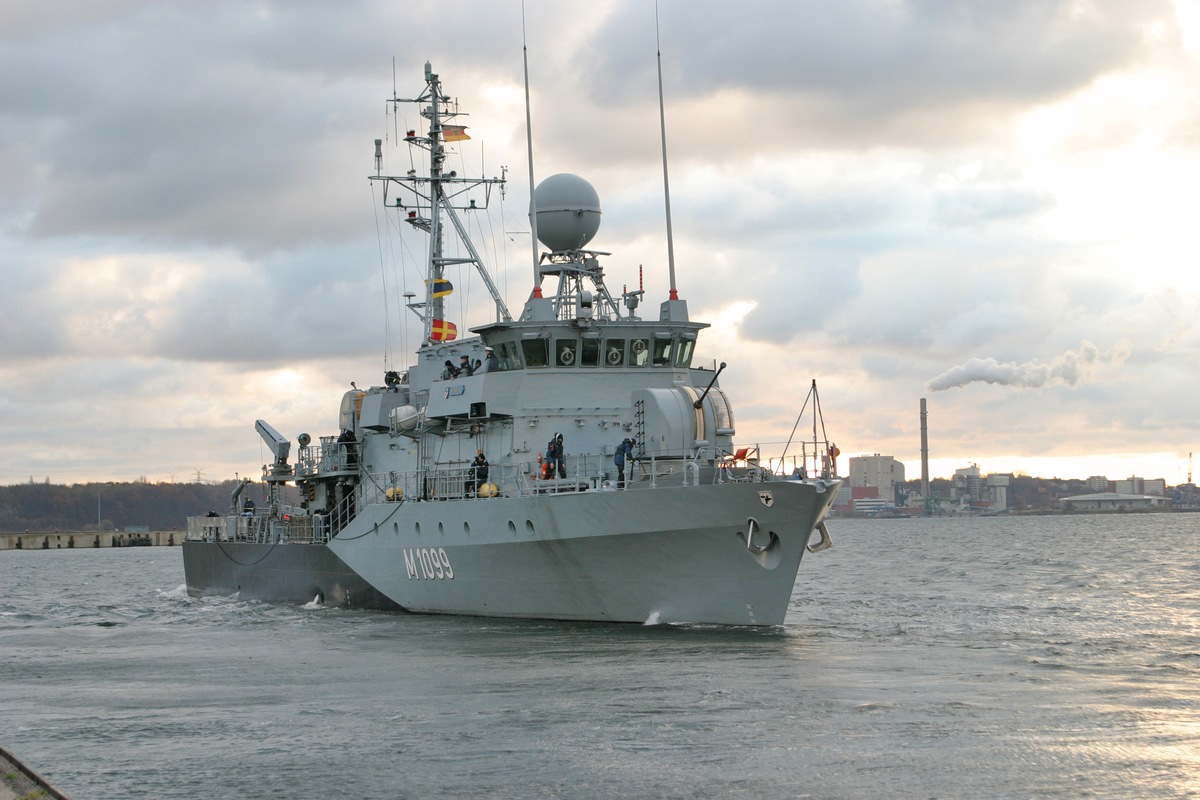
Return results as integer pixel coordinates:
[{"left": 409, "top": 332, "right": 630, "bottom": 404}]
[{"left": 920, "top": 398, "right": 929, "bottom": 498}]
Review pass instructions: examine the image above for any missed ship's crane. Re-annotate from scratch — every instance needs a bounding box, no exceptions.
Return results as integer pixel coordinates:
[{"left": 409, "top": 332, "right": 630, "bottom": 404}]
[{"left": 256, "top": 419, "right": 291, "bottom": 478}]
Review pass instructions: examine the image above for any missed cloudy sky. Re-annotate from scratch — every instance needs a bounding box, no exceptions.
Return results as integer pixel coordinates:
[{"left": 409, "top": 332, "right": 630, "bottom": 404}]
[{"left": 3, "top": 0, "right": 1198, "bottom": 486}]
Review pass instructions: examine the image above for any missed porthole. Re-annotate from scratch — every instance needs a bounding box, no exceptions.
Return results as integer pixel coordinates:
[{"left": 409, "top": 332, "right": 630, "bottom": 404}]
[{"left": 526, "top": 520, "right": 535, "bottom": 534}]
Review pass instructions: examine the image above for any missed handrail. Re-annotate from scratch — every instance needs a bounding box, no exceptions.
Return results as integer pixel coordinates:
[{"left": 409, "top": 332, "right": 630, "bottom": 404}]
[{"left": 187, "top": 445, "right": 837, "bottom": 543}]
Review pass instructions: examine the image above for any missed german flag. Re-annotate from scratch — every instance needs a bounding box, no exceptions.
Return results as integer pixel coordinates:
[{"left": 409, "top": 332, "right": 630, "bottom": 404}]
[
  {"left": 427, "top": 278, "right": 453, "bottom": 298},
  {"left": 442, "top": 125, "right": 470, "bottom": 142},
  {"left": 430, "top": 319, "right": 458, "bottom": 341}
]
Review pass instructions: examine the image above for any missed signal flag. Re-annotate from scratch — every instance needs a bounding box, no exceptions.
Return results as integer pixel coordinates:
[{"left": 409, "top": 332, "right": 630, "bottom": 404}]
[{"left": 430, "top": 319, "right": 458, "bottom": 341}]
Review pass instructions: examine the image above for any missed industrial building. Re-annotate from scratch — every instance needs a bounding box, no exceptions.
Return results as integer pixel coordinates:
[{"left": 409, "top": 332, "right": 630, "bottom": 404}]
[
  {"left": 848, "top": 454, "right": 905, "bottom": 504},
  {"left": 1059, "top": 492, "right": 1167, "bottom": 511}
]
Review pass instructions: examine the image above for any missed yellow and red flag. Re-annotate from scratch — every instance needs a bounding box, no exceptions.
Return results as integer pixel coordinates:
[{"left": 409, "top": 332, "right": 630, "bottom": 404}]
[
  {"left": 442, "top": 125, "right": 470, "bottom": 142},
  {"left": 430, "top": 319, "right": 458, "bottom": 341}
]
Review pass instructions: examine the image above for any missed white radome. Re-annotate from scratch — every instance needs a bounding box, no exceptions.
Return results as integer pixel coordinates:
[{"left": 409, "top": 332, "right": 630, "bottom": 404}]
[{"left": 533, "top": 173, "right": 601, "bottom": 252}]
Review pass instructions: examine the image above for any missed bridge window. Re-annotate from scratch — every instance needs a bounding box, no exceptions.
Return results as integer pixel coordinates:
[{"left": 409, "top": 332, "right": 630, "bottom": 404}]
[
  {"left": 604, "top": 339, "right": 625, "bottom": 367},
  {"left": 631, "top": 338, "right": 650, "bottom": 366},
  {"left": 674, "top": 337, "right": 695, "bottom": 367},
  {"left": 555, "top": 338, "right": 578, "bottom": 367},
  {"left": 580, "top": 337, "right": 600, "bottom": 367},
  {"left": 522, "top": 337, "right": 549, "bottom": 367},
  {"left": 499, "top": 341, "right": 521, "bottom": 370},
  {"left": 652, "top": 337, "right": 673, "bottom": 366}
]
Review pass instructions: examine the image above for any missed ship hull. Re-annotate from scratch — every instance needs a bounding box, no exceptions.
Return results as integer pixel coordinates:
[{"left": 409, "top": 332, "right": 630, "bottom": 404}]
[
  {"left": 181, "top": 539, "right": 400, "bottom": 610},
  {"left": 328, "top": 480, "right": 837, "bottom": 626}
]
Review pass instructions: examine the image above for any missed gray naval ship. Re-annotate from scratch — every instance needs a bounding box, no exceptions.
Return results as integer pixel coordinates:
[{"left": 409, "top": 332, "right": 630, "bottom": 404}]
[{"left": 183, "top": 63, "right": 840, "bottom": 626}]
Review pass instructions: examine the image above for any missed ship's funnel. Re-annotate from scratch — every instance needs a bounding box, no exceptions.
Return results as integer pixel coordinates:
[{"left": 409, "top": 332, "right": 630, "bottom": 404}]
[{"left": 533, "top": 173, "right": 601, "bottom": 252}]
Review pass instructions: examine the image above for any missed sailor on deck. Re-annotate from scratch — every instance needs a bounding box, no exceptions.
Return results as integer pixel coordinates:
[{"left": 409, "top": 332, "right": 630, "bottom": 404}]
[
  {"left": 614, "top": 437, "right": 636, "bottom": 489},
  {"left": 547, "top": 433, "right": 566, "bottom": 478},
  {"left": 469, "top": 450, "right": 489, "bottom": 496},
  {"left": 477, "top": 346, "right": 499, "bottom": 374}
]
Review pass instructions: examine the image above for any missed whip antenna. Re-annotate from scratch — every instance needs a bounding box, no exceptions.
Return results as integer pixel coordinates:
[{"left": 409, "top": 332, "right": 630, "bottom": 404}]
[
  {"left": 655, "top": 3, "right": 678, "bottom": 300},
  {"left": 522, "top": 2, "right": 541, "bottom": 292}
]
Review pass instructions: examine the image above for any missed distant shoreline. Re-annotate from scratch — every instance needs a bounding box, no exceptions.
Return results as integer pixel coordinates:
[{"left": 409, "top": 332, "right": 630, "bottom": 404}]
[
  {"left": 0, "top": 530, "right": 180, "bottom": 550},
  {"left": 831, "top": 506, "right": 1199, "bottom": 520}
]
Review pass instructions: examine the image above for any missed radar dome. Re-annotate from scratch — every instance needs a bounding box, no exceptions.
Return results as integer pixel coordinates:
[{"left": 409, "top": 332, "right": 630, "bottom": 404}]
[{"left": 533, "top": 173, "right": 601, "bottom": 252}]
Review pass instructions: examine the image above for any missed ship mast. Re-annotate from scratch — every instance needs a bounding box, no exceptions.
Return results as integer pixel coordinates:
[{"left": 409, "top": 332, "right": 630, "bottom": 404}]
[{"left": 370, "top": 62, "right": 512, "bottom": 343}]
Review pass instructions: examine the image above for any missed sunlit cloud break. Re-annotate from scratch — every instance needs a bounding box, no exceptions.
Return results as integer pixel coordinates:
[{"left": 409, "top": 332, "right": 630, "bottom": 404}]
[{"left": 927, "top": 343, "right": 1099, "bottom": 392}]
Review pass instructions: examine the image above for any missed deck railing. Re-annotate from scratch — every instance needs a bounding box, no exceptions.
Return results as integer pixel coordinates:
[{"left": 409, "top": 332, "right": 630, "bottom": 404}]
[{"left": 189, "top": 441, "right": 838, "bottom": 543}]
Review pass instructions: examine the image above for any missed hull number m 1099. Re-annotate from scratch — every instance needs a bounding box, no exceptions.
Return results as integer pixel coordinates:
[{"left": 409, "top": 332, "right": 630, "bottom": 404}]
[{"left": 404, "top": 547, "right": 454, "bottom": 580}]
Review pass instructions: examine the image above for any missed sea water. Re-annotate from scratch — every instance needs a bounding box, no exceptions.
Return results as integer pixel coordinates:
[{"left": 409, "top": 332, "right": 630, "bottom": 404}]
[{"left": 1, "top": 513, "right": 1197, "bottom": 799}]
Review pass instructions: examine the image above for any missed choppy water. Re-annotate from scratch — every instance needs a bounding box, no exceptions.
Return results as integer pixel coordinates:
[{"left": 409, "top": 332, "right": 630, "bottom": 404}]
[{"left": 2, "top": 513, "right": 1198, "bottom": 799}]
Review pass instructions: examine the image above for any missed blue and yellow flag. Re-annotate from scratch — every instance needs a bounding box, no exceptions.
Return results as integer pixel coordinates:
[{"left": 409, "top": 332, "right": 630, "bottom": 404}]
[{"left": 427, "top": 278, "right": 453, "bottom": 298}]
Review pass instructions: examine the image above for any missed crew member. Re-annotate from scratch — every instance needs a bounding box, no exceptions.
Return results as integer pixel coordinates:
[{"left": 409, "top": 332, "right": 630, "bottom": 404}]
[
  {"left": 544, "top": 437, "right": 557, "bottom": 479},
  {"left": 554, "top": 434, "right": 568, "bottom": 479},
  {"left": 469, "top": 449, "right": 489, "bottom": 496},
  {"left": 614, "top": 437, "right": 636, "bottom": 489},
  {"left": 337, "top": 428, "right": 358, "bottom": 468},
  {"left": 482, "top": 346, "right": 500, "bottom": 373}
]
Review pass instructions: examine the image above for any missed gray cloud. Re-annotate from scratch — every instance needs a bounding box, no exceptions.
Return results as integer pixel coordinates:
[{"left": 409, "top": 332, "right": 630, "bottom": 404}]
[
  {"left": 580, "top": 0, "right": 1174, "bottom": 145},
  {"left": 1, "top": 0, "right": 1198, "bottom": 484}
]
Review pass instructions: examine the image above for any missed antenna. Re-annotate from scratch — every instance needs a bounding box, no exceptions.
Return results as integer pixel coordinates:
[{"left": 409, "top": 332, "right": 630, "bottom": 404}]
[
  {"left": 655, "top": 3, "right": 678, "bottom": 300},
  {"left": 521, "top": 1, "right": 542, "bottom": 293}
]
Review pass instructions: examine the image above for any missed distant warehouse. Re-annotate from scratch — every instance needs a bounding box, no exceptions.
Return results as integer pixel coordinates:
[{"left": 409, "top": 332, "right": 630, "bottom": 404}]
[{"left": 1059, "top": 492, "right": 1167, "bottom": 511}]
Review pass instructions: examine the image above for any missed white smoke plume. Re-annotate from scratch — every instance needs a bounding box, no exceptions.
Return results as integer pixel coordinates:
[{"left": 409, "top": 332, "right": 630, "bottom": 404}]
[{"left": 928, "top": 342, "right": 1100, "bottom": 391}]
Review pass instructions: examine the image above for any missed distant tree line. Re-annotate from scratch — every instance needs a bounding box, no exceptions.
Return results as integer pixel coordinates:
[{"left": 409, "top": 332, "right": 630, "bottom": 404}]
[{"left": 0, "top": 480, "right": 264, "bottom": 532}]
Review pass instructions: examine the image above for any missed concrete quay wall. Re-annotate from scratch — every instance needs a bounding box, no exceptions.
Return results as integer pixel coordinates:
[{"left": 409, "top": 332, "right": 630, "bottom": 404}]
[
  {"left": 0, "top": 743, "right": 71, "bottom": 799},
  {"left": 0, "top": 530, "right": 182, "bottom": 551}
]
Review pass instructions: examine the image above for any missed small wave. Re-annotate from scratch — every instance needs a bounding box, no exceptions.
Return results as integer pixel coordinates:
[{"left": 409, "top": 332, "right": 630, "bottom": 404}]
[
  {"left": 157, "top": 584, "right": 190, "bottom": 600},
  {"left": 853, "top": 702, "right": 897, "bottom": 713},
  {"left": 643, "top": 611, "right": 663, "bottom": 626},
  {"left": 302, "top": 594, "right": 325, "bottom": 610}
]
